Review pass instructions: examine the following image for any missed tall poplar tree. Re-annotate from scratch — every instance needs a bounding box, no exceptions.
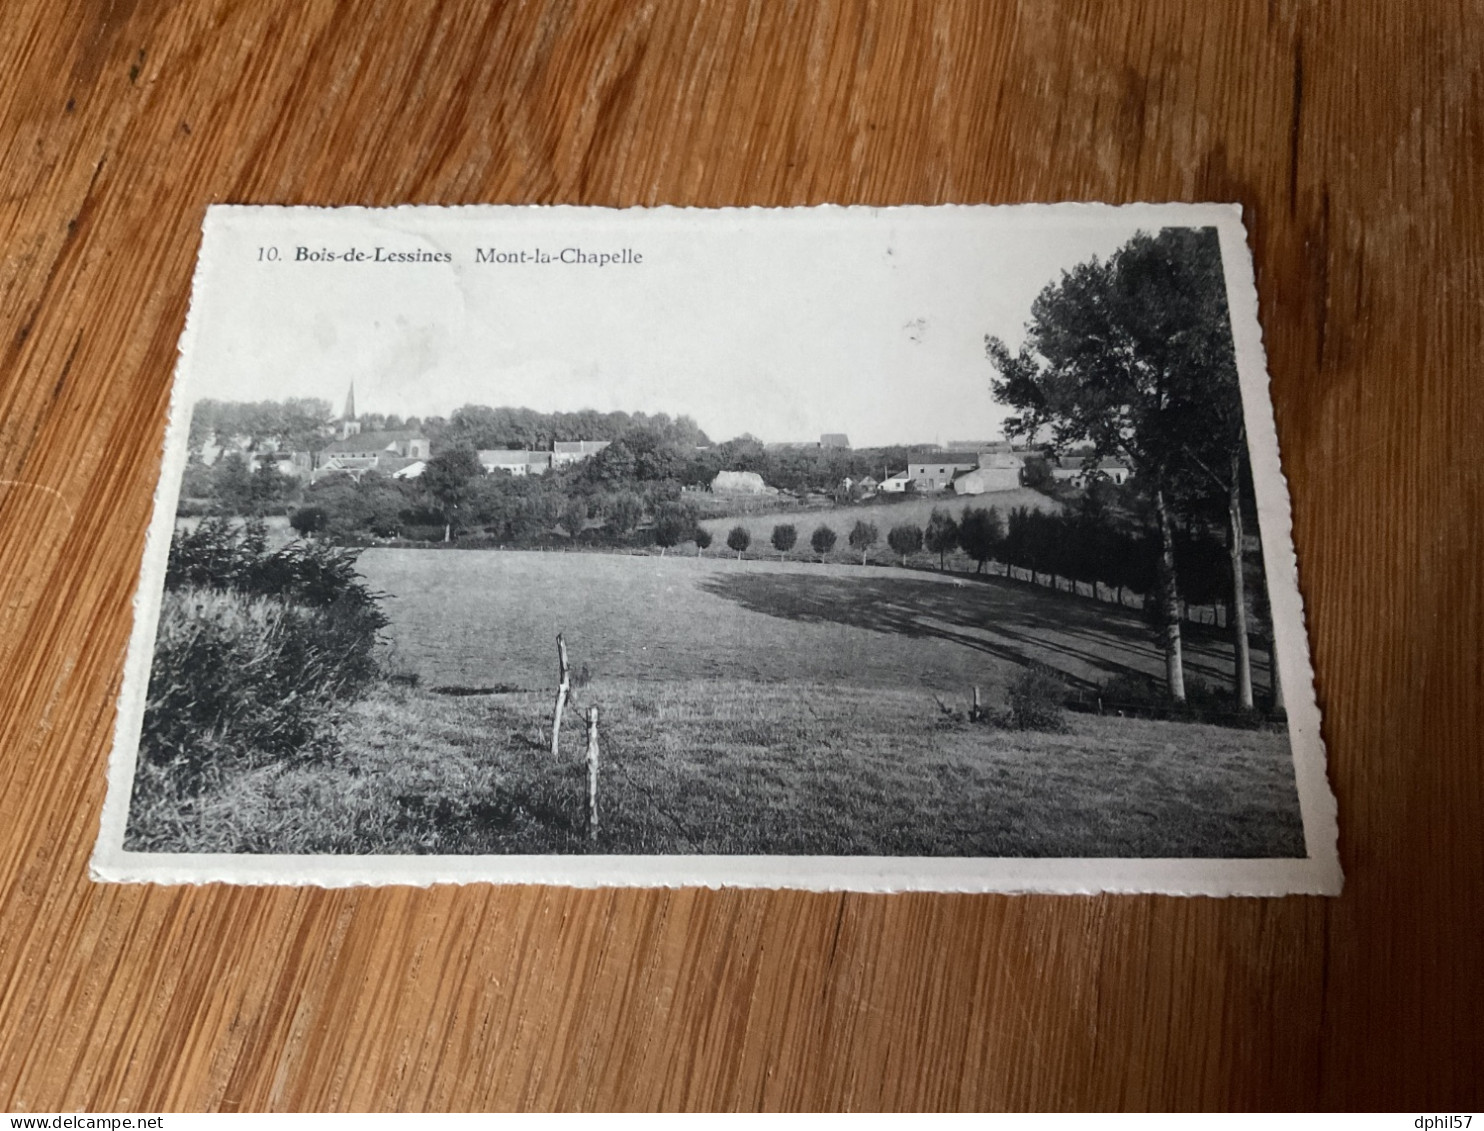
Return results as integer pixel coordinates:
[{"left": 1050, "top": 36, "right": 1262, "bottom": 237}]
[{"left": 987, "top": 227, "right": 1253, "bottom": 702}]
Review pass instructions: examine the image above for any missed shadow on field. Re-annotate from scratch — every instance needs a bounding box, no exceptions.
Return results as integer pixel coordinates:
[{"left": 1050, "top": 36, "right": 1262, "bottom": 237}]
[
  {"left": 697, "top": 570, "right": 1250, "bottom": 692},
  {"left": 430, "top": 684, "right": 526, "bottom": 696}
]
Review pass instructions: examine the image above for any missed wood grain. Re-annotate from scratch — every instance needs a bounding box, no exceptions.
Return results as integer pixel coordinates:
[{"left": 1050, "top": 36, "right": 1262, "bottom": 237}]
[{"left": 1, "top": 0, "right": 1480, "bottom": 1111}]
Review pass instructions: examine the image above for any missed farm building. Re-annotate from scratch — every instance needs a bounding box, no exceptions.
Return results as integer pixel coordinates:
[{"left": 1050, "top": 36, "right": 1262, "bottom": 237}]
[
  {"left": 879, "top": 472, "right": 913, "bottom": 493},
  {"left": 711, "top": 470, "right": 776, "bottom": 494},
  {"left": 954, "top": 449, "right": 1026, "bottom": 494},
  {"left": 907, "top": 458, "right": 978, "bottom": 492},
  {"left": 953, "top": 465, "right": 1022, "bottom": 494},
  {"left": 1051, "top": 455, "right": 1131, "bottom": 485},
  {"left": 551, "top": 439, "right": 612, "bottom": 466},
  {"left": 479, "top": 449, "right": 554, "bottom": 476}
]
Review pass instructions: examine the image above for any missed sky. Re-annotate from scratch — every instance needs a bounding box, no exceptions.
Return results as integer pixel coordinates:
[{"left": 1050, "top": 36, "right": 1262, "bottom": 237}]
[{"left": 182, "top": 206, "right": 1196, "bottom": 448}]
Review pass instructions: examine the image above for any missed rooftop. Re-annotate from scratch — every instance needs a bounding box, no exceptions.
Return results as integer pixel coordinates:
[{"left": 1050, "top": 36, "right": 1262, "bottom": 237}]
[{"left": 322, "top": 429, "right": 427, "bottom": 454}]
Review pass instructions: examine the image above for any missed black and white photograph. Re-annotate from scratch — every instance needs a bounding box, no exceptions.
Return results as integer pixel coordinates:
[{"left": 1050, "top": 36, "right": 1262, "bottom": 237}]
[{"left": 93, "top": 203, "right": 1339, "bottom": 893}]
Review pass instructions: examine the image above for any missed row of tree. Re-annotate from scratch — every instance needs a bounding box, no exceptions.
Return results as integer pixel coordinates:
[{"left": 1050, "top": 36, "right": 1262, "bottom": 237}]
[
  {"left": 720, "top": 520, "right": 882, "bottom": 563},
  {"left": 186, "top": 401, "right": 713, "bottom": 460},
  {"left": 988, "top": 227, "right": 1262, "bottom": 708},
  {"left": 439, "top": 406, "right": 711, "bottom": 452},
  {"left": 573, "top": 429, "right": 956, "bottom": 497},
  {"left": 716, "top": 503, "right": 1239, "bottom": 614},
  {"left": 921, "top": 505, "right": 1248, "bottom": 615}
]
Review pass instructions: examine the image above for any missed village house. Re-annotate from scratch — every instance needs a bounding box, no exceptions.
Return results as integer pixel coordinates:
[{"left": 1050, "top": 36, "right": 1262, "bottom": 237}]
[
  {"left": 953, "top": 449, "right": 1026, "bottom": 495},
  {"left": 880, "top": 444, "right": 1035, "bottom": 495},
  {"left": 907, "top": 455, "right": 979, "bottom": 492},
  {"left": 479, "top": 449, "right": 554, "bottom": 476},
  {"left": 1051, "top": 453, "right": 1130, "bottom": 485},
  {"left": 551, "top": 440, "right": 612, "bottom": 467}
]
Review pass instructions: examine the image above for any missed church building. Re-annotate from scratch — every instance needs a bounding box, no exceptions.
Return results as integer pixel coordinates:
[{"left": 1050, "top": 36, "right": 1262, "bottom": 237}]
[{"left": 314, "top": 382, "right": 430, "bottom": 480}]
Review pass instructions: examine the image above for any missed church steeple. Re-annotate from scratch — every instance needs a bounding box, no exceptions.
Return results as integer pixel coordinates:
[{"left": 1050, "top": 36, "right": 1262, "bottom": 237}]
[{"left": 340, "top": 382, "right": 361, "bottom": 439}]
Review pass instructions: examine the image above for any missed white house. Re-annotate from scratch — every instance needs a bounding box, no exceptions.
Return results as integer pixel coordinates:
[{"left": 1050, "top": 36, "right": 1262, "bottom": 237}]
[
  {"left": 953, "top": 449, "right": 1026, "bottom": 495},
  {"left": 551, "top": 440, "right": 612, "bottom": 467},
  {"left": 953, "top": 465, "right": 1021, "bottom": 494},
  {"left": 907, "top": 458, "right": 978, "bottom": 492},
  {"left": 479, "top": 449, "right": 553, "bottom": 476},
  {"left": 1051, "top": 454, "right": 1130, "bottom": 485},
  {"left": 879, "top": 471, "right": 913, "bottom": 493}
]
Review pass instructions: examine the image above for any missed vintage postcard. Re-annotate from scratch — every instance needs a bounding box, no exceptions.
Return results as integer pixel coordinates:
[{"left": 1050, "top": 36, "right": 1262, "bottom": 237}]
[{"left": 92, "top": 203, "right": 1340, "bottom": 894}]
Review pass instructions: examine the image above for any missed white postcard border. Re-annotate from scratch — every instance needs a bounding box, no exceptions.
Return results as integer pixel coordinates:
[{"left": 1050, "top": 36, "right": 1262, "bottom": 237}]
[{"left": 91, "top": 202, "right": 1342, "bottom": 896}]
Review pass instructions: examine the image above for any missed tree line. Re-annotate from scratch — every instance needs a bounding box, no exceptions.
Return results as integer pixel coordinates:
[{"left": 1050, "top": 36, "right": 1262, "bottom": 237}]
[
  {"left": 187, "top": 392, "right": 1010, "bottom": 506},
  {"left": 728, "top": 502, "right": 1243, "bottom": 615}
]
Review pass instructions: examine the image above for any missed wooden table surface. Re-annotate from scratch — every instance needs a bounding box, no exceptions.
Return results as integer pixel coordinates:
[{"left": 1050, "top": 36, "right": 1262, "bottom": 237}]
[{"left": 1, "top": 0, "right": 1480, "bottom": 1112}]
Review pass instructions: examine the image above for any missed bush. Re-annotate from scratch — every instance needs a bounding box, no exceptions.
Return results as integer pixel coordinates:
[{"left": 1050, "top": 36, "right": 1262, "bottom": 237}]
[
  {"left": 887, "top": 522, "right": 923, "bottom": 564},
  {"left": 165, "top": 517, "right": 267, "bottom": 591},
  {"left": 848, "top": 520, "right": 879, "bottom": 564},
  {"left": 609, "top": 491, "right": 646, "bottom": 536},
  {"left": 166, "top": 519, "right": 387, "bottom": 629},
  {"left": 1095, "top": 672, "right": 1266, "bottom": 729},
  {"left": 1006, "top": 662, "right": 1068, "bottom": 731},
  {"left": 924, "top": 508, "right": 959, "bottom": 570},
  {"left": 957, "top": 506, "right": 1003, "bottom": 573},
  {"left": 136, "top": 520, "right": 389, "bottom": 795},
  {"left": 771, "top": 523, "right": 797, "bottom": 559},
  {"left": 1097, "top": 672, "right": 1166, "bottom": 712},
  {"left": 653, "top": 500, "right": 698, "bottom": 552},
  {"left": 139, "top": 588, "right": 369, "bottom": 779},
  {"left": 290, "top": 505, "right": 327, "bottom": 538}
]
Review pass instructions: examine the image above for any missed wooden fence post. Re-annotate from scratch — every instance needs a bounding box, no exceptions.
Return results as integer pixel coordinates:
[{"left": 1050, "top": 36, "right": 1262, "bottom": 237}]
[
  {"left": 586, "top": 706, "right": 600, "bottom": 841},
  {"left": 971, "top": 686, "right": 982, "bottom": 722},
  {"left": 551, "top": 633, "right": 570, "bottom": 759}
]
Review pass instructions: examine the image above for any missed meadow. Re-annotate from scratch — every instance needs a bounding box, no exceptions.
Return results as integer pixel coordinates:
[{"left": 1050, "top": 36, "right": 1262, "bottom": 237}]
[
  {"left": 129, "top": 547, "right": 1301, "bottom": 856},
  {"left": 140, "top": 678, "right": 1304, "bottom": 858},
  {"left": 355, "top": 549, "right": 1265, "bottom": 697}
]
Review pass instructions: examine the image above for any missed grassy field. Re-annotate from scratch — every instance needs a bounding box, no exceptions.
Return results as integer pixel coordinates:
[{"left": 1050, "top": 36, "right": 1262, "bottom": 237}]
[
  {"left": 355, "top": 549, "right": 1268, "bottom": 697},
  {"left": 697, "top": 488, "right": 1060, "bottom": 564},
  {"left": 135, "top": 678, "right": 1304, "bottom": 857},
  {"left": 129, "top": 548, "right": 1299, "bottom": 857}
]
